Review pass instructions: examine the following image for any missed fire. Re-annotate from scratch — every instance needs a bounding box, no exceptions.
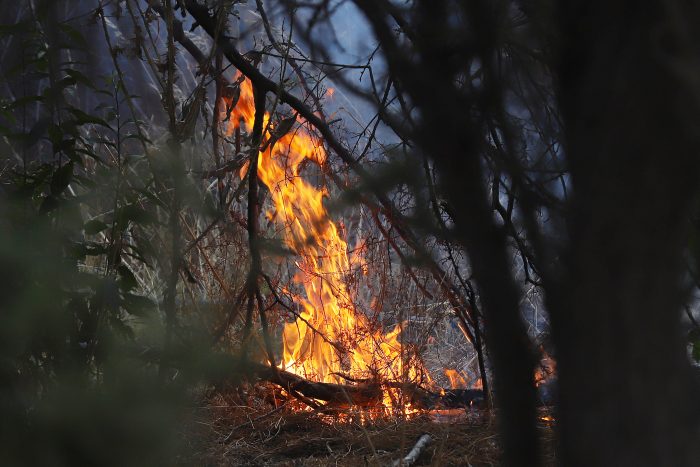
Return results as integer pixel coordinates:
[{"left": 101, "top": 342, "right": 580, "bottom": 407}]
[
  {"left": 223, "top": 76, "right": 431, "bottom": 415},
  {"left": 444, "top": 369, "right": 468, "bottom": 389},
  {"left": 534, "top": 351, "right": 556, "bottom": 387},
  {"left": 443, "top": 368, "right": 482, "bottom": 391}
]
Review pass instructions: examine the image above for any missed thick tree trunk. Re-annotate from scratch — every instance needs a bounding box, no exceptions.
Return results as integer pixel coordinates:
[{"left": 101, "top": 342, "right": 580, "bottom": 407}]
[
  {"left": 553, "top": 1, "right": 700, "bottom": 465},
  {"left": 351, "top": 1, "right": 541, "bottom": 464}
]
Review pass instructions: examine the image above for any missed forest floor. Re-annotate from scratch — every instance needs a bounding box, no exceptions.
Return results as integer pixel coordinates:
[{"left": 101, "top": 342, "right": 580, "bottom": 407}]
[{"left": 180, "top": 387, "right": 556, "bottom": 466}]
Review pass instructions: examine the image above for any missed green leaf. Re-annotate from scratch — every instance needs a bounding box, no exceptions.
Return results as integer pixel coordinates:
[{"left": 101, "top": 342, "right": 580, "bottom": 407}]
[
  {"left": 57, "top": 75, "right": 78, "bottom": 89},
  {"left": 117, "top": 265, "right": 138, "bottom": 292},
  {"left": 39, "top": 194, "right": 60, "bottom": 213},
  {"left": 63, "top": 69, "right": 94, "bottom": 89},
  {"left": 73, "top": 173, "right": 98, "bottom": 189},
  {"left": 8, "top": 95, "right": 44, "bottom": 110},
  {"left": 109, "top": 316, "right": 135, "bottom": 338},
  {"left": 122, "top": 242, "right": 150, "bottom": 265},
  {"left": 0, "top": 21, "right": 31, "bottom": 35},
  {"left": 73, "top": 147, "right": 101, "bottom": 162},
  {"left": 84, "top": 219, "right": 109, "bottom": 235},
  {"left": 689, "top": 328, "right": 700, "bottom": 363},
  {"left": 121, "top": 293, "right": 156, "bottom": 317},
  {"left": 54, "top": 138, "right": 77, "bottom": 157},
  {"left": 67, "top": 106, "right": 112, "bottom": 130},
  {"left": 120, "top": 204, "right": 158, "bottom": 226},
  {"left": 47, "top": 124, "right": 63, "bottom": 146},
  {"left": 50, "top": 161, "right": 74, "bottom": 195},
  {"left": 59, "top": 24, "right": 88, "bottom": 47},
  {"left": 124, "top": 132, "right": 152, "bottom": 144},
  {"left": 70, "top": 241, "right": 108, "bottom": 259},
  {"left": 26, "top": 117, "right": 50, "bottom": 148},
  {"left": 137, "top": 188, "right": 168, "bottom": 210}
]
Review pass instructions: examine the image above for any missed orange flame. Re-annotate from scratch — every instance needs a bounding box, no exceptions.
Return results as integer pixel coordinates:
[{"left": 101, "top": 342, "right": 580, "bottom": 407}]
[
  {"left": 534, "top": 351, "right": 556, "bottom": 387},
  {"left": 443, "top": 368, "right": 482, "bottom": 392},
  {"left": 444, "top": 369, "right": 468, "bottom": 389},
  {"left": 224, "top": 77, "right": 431, "bottom": 414}
]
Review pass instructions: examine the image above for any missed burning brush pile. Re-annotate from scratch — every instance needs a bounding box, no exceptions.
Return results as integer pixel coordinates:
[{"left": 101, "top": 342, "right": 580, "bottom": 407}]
[{"left": 221, "top": 76, "right": 486, "bottom": 419}]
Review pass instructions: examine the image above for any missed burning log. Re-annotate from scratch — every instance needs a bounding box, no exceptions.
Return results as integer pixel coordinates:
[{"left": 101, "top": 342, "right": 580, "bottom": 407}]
[
  {"left": 441, "top": 388, "right": 486, "bottom": 408},
  {"left": 252, "top": 363, "right": 383, "bottom": 406},
  {"left": 249, "top": 363, "right": 485, "bottom": 410}
]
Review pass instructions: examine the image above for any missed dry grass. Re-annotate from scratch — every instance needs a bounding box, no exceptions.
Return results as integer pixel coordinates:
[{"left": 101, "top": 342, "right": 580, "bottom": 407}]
[{"left": 179, "top": 387, "right": 556, "bottom": 466}]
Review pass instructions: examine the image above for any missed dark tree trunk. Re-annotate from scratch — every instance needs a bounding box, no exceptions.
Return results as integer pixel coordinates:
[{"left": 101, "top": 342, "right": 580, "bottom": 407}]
[
  {"left": 351, "top": 1, "right": 541, "bottom": 464},
  {"left": 432, "top": 142, "right": 539, "bottom": 466},
  {"left": 552, "top": 1, "right": 700, "bottom": 465}
]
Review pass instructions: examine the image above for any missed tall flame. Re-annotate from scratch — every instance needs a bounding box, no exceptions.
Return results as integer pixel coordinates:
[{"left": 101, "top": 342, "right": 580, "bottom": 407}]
[{"left": 224, "top": 77, "right": 430, "bottom": 412}]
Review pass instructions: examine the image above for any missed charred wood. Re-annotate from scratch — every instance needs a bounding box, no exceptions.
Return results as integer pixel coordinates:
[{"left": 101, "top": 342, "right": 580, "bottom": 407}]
[
  {"left": 252, "top": 363, "right": 383, "bottom": 406},
  {"left": 249, "top": 363, "right": 486, "bottom": 410}
]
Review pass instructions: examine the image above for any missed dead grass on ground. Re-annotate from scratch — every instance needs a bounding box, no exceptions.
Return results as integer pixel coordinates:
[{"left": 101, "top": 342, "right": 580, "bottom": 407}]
[{"left": 179, "top": 386, "right": 556, "bottom": 466}]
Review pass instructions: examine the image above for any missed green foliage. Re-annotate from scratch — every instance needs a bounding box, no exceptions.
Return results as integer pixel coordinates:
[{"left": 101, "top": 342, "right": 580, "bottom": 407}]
[
  {"left": 0, "top": 9, "right": 225, "bottom": 465},
  {"left": 0, "top": 174, "right": 188, "bottom": 466},
  {"left": 690, "top": 328, "right": 700, "bottom": 363},
  {"left": 687, "top": 207, "right": 700, "bottom": 363}
]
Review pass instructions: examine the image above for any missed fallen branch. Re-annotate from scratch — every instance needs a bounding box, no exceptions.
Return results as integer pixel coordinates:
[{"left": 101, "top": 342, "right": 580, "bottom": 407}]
[
  {"left": 393, "top": 434, "right": 432, "bottom": 467},
  {"left": 250, "top": 363, "right": 484, "bottom": 410},
  {"left": 253, "top": 363, "right": 383, "bottom": 406}
]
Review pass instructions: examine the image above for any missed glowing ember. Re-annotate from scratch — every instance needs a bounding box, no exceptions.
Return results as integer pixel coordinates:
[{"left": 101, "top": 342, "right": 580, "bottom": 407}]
[
  {"left": 224, "top": 76, "right": 432, "bottom": 415},
  {"left": 535, "top": 351, "right": 556, "bottom": 387}
]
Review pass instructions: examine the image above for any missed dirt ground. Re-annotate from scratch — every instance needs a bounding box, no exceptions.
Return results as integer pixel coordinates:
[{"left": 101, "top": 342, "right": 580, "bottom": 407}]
[{"left": 180, "top": 389, "right": 556, "bottom": 466}]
